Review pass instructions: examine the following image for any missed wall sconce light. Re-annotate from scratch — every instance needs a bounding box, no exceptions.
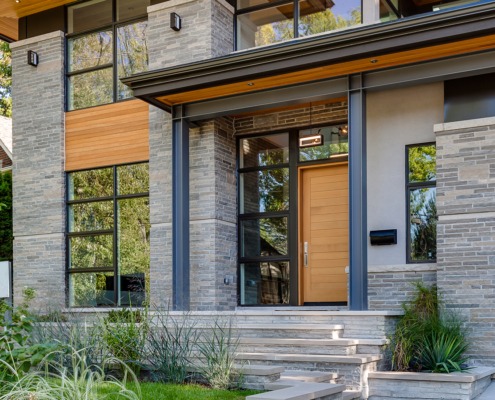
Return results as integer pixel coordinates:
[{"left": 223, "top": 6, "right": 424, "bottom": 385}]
[
  {"left": 299, "top": 134, "right": 324, "bottom": 148},
  {"left": 27, "top": 50, "right": 39, "bottom": 67},
  {"left": 338, "top": 125, "right": 348, "bottom": 137},
  {"left": 170, "top": 12, "right": 181, "bottom": 31}
]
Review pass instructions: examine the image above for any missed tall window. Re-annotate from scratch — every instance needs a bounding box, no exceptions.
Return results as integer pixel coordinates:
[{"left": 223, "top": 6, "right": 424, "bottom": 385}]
[
  {"left": 67, "top": 163, "right": 150, "bottom": 307},
  {"left": 407, "top": 143, "right": 436, "bottom": 262},
  {"left": 67, "top": 0, "right": 149, "bottom": 110},
  {"left": 239, "top": 133, "right": 290, "bottom": 305}
]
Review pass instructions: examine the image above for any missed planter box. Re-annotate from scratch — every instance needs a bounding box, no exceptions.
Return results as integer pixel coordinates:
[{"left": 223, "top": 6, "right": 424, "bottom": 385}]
[{"left": 368, "top": 367, "right": 495, "bottom": 400}]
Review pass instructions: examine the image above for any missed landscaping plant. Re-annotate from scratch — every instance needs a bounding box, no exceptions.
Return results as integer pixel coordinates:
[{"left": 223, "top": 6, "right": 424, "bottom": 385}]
[{"left": 390, "top": 282, "right": 469, "bottom": 372}]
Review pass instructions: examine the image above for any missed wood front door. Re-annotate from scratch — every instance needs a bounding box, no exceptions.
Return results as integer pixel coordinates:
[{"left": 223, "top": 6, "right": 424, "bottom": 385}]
[{"left": 299, "top": 163, "right": 349, "bottom": 304}]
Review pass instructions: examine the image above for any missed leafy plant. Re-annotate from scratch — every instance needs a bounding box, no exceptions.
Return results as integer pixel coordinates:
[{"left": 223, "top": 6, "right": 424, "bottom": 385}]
[
  {"left": 102, "top": 307, "right": 149, "bottom": 374},
  {"left": 146, "top": 311, "right": 199, "bottom": 384},
  {"left": 0, "top": 346, "right": 140, "bottom": 400},
  {"left": 196, "top": 318, "right": 242, "bottom": 390}
]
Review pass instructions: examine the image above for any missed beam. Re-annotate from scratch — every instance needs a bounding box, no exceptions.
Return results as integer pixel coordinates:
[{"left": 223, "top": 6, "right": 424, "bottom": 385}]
[
  {"left": 348, "top": 74, "right": 368, "bottom": 311},
  {"left": 172, "top": 105, "right": 190, "bottom": 311}
]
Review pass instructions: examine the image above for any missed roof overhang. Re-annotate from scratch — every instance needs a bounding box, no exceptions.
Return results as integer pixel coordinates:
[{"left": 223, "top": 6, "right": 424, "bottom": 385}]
[
  {"left": 122, "top": 3, "right": 495, "bottom": 113},
  {"left": 0, "top": 0, "right": 74, "bottom": 41}
]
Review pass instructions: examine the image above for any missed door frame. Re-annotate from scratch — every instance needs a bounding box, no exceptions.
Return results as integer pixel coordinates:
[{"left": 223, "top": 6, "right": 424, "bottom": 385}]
[{"left": 297, "top": 161, "right": 349, "bottom": 305}]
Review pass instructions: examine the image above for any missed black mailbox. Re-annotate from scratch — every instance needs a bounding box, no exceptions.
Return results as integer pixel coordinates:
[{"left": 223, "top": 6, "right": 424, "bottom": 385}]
[{"left": 370, "top": 229, "right": 397, "bottom": 246}]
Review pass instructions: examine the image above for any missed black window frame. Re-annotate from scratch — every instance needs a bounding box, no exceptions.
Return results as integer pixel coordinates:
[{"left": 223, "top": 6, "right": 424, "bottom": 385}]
[
  {"left": 65, "top": 0, "right": 149, "bottom": 111},
  {"left": 236, "top": 123, "right": 348, "bottom": 306},
  {"left": 405, "top": 142, "right": 437, "bottom": 264},
  {"left": 66, "top": 161, "right": 150, "bottom": 307}
]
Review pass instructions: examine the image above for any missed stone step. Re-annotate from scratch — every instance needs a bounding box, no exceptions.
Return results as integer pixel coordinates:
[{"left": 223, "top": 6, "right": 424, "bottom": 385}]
[
  {"left": 281, "top": 370, "right": 338, "bottom": 383},
  {"left": 238, "top": 337, "right": 387, "bottom": 355},
  {"left": 238, "top": 352, "right": 382, "bottom": 391},
  {"left": 247, "top": 382, "right": 346, "bottom": 400},
  {"left": 235, "top": 323, "right": 344, "bottom": 339},
  {"left": 342, "top": 390, "right": 361, "bottom": 400}
]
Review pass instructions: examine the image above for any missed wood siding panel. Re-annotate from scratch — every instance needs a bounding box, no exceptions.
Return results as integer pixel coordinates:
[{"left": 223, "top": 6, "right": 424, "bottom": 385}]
[{"left": 65, "top": 100, "right": 149, "bottom": 171}]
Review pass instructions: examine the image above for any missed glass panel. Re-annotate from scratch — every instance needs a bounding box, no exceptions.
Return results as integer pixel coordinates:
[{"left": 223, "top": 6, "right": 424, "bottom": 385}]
[
  {"left": 237, "top": 6, "right": 294, "bottom": 50},
  {"left": 409, "top": 187, "right": 437, "bottom": 261},
  {"left": 69, "top": 272, "right": 115, "bottom": 307},
  {"left": 68, "top": 67, "right": 114, "bottom": 110},
  {"left": 68, "top": 0, "right": 113, "bottom": 34},
  {"left": 241, "top": 217, "right": 288, "bottom": 257},
  {"left": 408, "top": 144, "right": 436, "bottom": 183},
  {"left": 299, "top": 125, "right": 349, "bottom": 162},
  {"left": 380, "top": 0, "right": 399, "bottom": 22},
  {"left": 118, "top": 197, "right": 150, "bottom": 306},
  {"left": 240, "top": 133, "right": 289, "bottom": 168},
  {"left": 240, "top": 262, "right": 290, "bottom": 305},
  {"left": 68, "top": 201, "right": 114, "bottom": 232},
  {"left": 68, "top": 168, "right": 114, "bottom": 200},
  {"left": 68, "top": 31, "right": 113, "bottom": 72},
  {"left": 240, "top": 169, "right": 289, "bottom": 214},
  {"left": 117, "top": 0, "right": 150, "bottom": 21},
  {"left": 117, "top": 163, "right": 149, "bottom": 195},
  {"left": 117, "top": 21, "right": 149, "bottom": 100},
  {"left": 298, "top": 0, "right": 361, "bottom": 37},
  {"left": 69, "top": 235, "right": 113, "bottom": 269}
]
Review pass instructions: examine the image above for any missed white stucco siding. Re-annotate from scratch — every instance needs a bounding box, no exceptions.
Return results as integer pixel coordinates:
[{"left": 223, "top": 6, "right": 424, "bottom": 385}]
[{"left": 366, "top": 82, "right": 444, "bottom": 266}]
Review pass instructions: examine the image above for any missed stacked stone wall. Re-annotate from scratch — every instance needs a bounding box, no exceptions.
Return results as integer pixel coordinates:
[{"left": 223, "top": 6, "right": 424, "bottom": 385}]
[{"left": 435, "top": 117, "right": 495, "bottom": 365}]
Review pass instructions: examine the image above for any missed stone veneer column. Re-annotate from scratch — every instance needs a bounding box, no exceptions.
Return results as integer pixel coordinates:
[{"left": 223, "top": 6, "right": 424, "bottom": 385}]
[
  {"left": 10, "top": 32, "right": 66, "bottom": 309},
  {"left": 435, "top": 117, "right": 495, "bottom": 365},
  {"left": 146, "top": 0, "right": 235, "bottom": 308}
]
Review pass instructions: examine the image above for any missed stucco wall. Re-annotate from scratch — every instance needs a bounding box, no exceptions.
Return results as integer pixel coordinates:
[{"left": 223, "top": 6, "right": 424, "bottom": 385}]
[{"left": 366, "top": 83, "right": 444, "bottom": 309}]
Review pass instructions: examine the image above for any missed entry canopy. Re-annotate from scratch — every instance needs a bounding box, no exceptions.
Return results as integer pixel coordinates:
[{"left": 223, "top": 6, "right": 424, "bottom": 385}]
[{"left": 122, "top": 3, "right": 495, "bottom": 115}]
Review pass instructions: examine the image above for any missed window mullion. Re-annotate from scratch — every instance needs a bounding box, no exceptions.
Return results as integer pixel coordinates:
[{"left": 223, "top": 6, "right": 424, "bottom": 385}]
[
  {"left": 113, "top": 165, "right": 119, "bottom": 306},
  {"left": 294, "top": 0, "right": 299, "bottom": 38}
]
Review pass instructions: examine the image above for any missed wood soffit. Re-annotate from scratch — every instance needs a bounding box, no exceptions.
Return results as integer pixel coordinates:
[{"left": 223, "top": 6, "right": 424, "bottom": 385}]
[
  {"left": 122, "top": 4, "right": 495, "bottom": 110},
  {"left": 0, "top": 0, "right": 74, "bottom": 41}
]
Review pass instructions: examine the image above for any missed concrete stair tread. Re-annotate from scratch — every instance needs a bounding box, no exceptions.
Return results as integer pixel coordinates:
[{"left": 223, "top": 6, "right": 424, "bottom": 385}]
[
  {"left": 239, "top": 337, "right": 388, "bottom": 346},
  {"left": 281, "top": 370, "right": 338, "bottom": 382},
  {"left": 189, "top": 363, "right": 284, "bottom": 375},
  {"left": 237, "top": 352, "right": 383, "bottom": 363},
  {"left": 247, "top": 382, "right": 346, "bottom": 400}
]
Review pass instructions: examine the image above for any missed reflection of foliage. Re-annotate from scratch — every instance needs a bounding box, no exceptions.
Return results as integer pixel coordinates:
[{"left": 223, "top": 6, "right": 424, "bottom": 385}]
[
  {"left": 0, "top": 41, "right": 12, "bottom": 117},
  {"left": 410, "top": 194, "right": 437, "bottom": 261},
  {"left": 0, "top": 171, "right": 12, "bottom": 261},
  {"left": 409, "top": 145, "right": 436, "bottom": 183},
  {"left": 260, "top": 218, "right": 287, "bottom": 256},
  {"left": 69, "top": 164, "right": 150, "bottom": 306},
  {"left": 257, "top": 169, "right": 289, "bottom": 212}
]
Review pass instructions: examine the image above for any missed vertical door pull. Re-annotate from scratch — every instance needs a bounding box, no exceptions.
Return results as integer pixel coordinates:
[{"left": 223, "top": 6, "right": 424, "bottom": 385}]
[{"left": 304, "top": 242, "right": 309, "bottom": 267}]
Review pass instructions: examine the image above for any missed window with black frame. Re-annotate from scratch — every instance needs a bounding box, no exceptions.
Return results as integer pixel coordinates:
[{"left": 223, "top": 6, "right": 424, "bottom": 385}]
[
  {"left": 67, "top": 163, "right": 150, "bottom": 307},
  {"left": 238, "top": 133, "right": 290, "bottom": 305},
  {"left": 67, "top": 0, "right": 149, "bottom": 110},
  {"left": 407, "top": 143, "right": 437, "bottom": 262}
]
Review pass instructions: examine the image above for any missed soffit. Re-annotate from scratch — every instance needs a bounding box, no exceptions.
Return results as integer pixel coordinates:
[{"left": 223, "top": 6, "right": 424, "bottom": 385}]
[{"left": 0, "top": 0, "right": 74, "bottom": 41}]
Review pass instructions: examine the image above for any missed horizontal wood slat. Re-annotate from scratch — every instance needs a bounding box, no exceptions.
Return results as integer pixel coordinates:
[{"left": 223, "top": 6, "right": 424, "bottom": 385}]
[{"left": 65, "top": 100, "right": 149, "bottom": 171}]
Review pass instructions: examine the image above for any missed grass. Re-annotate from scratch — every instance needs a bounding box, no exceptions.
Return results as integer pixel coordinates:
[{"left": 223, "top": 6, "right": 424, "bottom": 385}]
[{"left": 101, "top": 382, "right": 261, "bottom": 400}]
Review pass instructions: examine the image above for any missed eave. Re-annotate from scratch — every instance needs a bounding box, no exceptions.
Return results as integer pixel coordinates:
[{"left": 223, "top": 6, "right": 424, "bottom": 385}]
[{"left": 122, "top": 3, "right": 495, "bottom": 112}]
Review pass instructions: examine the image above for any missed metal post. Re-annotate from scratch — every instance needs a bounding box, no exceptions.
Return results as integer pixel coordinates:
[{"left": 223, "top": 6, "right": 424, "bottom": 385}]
[
  {"left": 172, "top": 105, "right": 190, "bottom": 311},
  {"left": 348, "top": 74, "right": 368, "bottom": 310}
]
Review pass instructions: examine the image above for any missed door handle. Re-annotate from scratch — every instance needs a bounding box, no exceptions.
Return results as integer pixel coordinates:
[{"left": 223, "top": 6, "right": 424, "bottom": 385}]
[{"left": 304, "top": 242, "right": 309, "bottom": 267}]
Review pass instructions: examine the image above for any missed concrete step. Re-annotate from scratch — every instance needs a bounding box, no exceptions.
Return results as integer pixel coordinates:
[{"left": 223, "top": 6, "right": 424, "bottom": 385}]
[
  {"left": 247, "top": 382, "right": 346, "bottom": 400},
  {"left": 237, "top": 352, "right": 382, "bottom": 391},
  {"left": 472, "top": 380, "right": 495, "bottom": 399},
  {"left": 235, "top": 323, "right": 344, "bottom": 339},
  {"left": 238, "top": 337, "right": 388, "bottom": 355},
  {"left": 342, "top": 390, "right": 361, "bottom": 400},
  {"left": 264, "top": 370, "right": 338, "bottom": 390}
]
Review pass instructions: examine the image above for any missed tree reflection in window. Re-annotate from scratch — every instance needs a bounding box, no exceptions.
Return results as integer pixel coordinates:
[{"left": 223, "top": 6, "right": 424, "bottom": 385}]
[{"left": 407, "top": 144, "right": 436, "bottom": 262}]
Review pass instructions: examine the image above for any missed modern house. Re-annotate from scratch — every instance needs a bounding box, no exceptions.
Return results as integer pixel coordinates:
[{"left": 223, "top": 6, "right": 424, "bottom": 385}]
[
  {"left": 0, "top": 116, "right": 12, "bottom": 171},
  {"left": 2, "top": 0, "right": 495, "bottom": 371}
]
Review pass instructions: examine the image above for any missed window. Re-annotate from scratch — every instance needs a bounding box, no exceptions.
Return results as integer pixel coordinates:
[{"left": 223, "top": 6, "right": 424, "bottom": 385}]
[
  {"left": 67, "top": 0, "right": 149, "bottom": 110},
  {"left": 236, "top": 0, "right": 361, "bottom": 50},
  {"left": 67, "top": 163, "right": 150, "bottom": 307},
  {"left": 239, "top": 133, "right": 290, "bottom": 305},
  {"left": 406, "top": 143, "right": 436, "bottom": 262}
]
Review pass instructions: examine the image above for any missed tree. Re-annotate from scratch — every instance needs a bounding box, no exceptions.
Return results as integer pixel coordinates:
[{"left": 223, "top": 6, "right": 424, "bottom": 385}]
[
  {"left": 0, "top": 41, "right": 11, "bottom": 117},
  {"left": 0, "top": 171, "right": 13, "bottom": 261}
]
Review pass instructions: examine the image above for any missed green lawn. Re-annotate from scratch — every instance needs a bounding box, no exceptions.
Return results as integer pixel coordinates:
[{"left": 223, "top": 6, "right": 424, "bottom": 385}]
[{"left": 103, "top": 382, "right": 261, "bottom": 400}]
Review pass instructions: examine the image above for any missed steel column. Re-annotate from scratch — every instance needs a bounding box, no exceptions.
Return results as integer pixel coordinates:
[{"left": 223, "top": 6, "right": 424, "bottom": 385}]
[
  {"left": 172, "top": 105, "right": 190, "bottom": 311},
  {"left": 348, "top": 74, "right": 368, "bottom": 310}
]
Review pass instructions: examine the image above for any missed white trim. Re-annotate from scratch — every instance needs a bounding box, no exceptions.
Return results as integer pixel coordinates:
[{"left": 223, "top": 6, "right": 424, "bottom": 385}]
[{"left": 434, "top": 116, "right": 495, "bottom": 133}]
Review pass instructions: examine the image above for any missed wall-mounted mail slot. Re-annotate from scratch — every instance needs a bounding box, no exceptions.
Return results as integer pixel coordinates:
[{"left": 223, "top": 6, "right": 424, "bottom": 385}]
[{"left": 370, "top": 229, "right": 397, "bottom": 246}]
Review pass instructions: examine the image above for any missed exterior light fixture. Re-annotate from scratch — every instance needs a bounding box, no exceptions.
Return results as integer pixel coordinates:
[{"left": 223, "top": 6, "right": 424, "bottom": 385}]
[
  {"left": 170, "top": 12, "right": 181, "bottom": 31},
  {"left": 338, "top": 125, "right": 348, "bottom": 137},
  {"left": 27, "top": 50, "right": 39, "bottom": 67},
  {"left": 299, "top": 134, "right": 323, "bottom": 148}
]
